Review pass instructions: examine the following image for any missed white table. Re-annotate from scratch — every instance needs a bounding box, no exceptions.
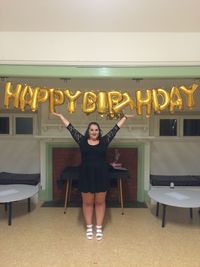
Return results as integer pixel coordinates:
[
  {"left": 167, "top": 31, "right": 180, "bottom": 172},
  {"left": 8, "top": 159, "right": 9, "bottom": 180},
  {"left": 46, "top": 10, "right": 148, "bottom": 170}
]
[
  {"left": 0, "top": 184, "right": 38, "bottom": 225},
  {"left": 148, "top": 186, "right": 200, "bottom": 227}
]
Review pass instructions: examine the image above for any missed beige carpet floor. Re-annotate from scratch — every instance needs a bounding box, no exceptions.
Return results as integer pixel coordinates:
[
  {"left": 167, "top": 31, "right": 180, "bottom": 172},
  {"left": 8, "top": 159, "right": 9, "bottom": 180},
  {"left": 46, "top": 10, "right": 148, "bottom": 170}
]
[{"left": 0, "top": 202, "right": 200, "bottom": 267}]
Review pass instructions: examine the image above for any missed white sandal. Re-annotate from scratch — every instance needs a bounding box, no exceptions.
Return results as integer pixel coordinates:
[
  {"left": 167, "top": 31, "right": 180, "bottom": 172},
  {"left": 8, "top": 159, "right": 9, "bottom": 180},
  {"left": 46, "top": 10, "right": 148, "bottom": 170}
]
[
  {"left": 96, "top": 225, "right": 103, "bottom": 241},
  {"left": 86, "top": 224, "right": 93, "bottom": 240}
]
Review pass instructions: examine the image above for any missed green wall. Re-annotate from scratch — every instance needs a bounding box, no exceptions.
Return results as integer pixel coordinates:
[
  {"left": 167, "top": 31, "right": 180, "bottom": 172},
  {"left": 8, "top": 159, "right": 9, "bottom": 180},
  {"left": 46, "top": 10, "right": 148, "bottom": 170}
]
[{"left": 1, "top": 65, "right": 200, "bottom": 78}]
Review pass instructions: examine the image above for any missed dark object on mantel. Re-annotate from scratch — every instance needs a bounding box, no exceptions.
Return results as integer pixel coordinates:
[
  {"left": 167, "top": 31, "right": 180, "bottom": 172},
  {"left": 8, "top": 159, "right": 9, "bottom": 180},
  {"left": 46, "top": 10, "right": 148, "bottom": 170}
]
[
  {"left": 0, "top": 172, "right": 40, "bottom": 185},
  {"left": 150, "top": 175, "right": 200, "bottom": 186},
  {"left": 57, "top": 165, "right": 129, "bottom": 188}
]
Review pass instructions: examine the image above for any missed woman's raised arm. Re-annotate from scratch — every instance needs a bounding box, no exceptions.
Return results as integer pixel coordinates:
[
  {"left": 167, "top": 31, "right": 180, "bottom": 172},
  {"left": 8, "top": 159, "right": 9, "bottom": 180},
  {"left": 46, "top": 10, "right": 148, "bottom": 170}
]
[{"left": 117, "top": 114, "right": 135, "bottom": 128}]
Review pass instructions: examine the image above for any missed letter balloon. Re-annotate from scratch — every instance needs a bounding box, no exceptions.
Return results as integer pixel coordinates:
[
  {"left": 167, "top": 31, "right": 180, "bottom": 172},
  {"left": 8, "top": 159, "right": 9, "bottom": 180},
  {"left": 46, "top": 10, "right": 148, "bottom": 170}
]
[
  {"left": 82, "top": 91, "right": 97, "bottom": 114},
  {"left": 152, "top": 89, "right": 170, "bottom": 113},
  {"left": 31, "top": 88, "right": 49, "bottom": 112},
  {"left": 169, "top": 87, "right": 183, "bottom": 113},
  {"left": 97, "top": 91, "right": 107, "bottom": 115},
  {"left": 136, "top": 89, "right": 152, "bottom": 117},
  {"left": 20, "top": 85, "right": 34, "bottom": 111},
  {"left": 179, "top": 83, "right": 198, "bottom": 109},
  {"left": 64, "top": 90, "right": 81, "bottom": 113},
  {"left": 113, "top": 92, "right": 136, "bottom": 113},
  {"left": 49, "top": 89, "right": 64, "bottom": 113},
  {"left": 4, "top": 82, "right": 22, "bottom": 109},
  {"left": 107, "top": 91, "right": 123, "bottom": 118}
]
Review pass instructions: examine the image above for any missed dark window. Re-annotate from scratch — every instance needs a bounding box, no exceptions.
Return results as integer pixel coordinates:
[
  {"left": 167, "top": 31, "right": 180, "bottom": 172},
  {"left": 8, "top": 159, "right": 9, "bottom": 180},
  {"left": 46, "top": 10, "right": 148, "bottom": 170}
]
[
  {"left": 184, "top": 119, "right": 200, "bottom": 136},
  {"left": 159, "top": 119, "right": 177, "bottom": 136},
  {"left": 16, "top": 117, "right": 33, "bottom": 134},
  {"left": 0, "top": 117, "right": 9, "bottom": 134}
]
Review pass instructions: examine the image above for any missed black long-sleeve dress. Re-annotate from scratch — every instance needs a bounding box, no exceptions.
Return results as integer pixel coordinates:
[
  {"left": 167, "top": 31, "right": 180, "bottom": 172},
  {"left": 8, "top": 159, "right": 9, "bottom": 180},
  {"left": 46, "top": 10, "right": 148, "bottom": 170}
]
[{"left": 66, "top": 123, "right": 120, "bottom": 193}]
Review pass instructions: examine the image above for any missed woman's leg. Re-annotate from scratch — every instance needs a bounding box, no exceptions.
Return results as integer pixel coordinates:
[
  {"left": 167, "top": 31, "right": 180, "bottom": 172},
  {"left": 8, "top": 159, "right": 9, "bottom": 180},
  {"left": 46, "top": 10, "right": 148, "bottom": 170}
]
[
  {"left": 94, "top": 192, "right": 107, "bottom": 240},
  {"left": 81, "top": 192, "right": 95, "bottom": 225},
  {"left": 94, "top": 192, "right": 107, "bottom": 226}
]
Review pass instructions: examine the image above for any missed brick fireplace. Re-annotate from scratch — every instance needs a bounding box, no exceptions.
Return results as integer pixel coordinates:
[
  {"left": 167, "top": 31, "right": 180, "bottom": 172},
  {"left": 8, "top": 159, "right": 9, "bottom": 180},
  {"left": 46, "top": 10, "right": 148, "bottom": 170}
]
[
  {"left": 52, "top": 147, "right": 138, "bottom": 204},
  {"left": 40, "top": 140, "right": 149, "bottom": 203}
]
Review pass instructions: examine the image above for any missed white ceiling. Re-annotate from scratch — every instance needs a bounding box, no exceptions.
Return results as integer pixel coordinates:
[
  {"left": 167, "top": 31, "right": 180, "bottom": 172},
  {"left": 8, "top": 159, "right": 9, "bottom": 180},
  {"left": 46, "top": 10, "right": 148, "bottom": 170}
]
[{"left": 1, "top": 0, "right": 200, "bottom": 32}]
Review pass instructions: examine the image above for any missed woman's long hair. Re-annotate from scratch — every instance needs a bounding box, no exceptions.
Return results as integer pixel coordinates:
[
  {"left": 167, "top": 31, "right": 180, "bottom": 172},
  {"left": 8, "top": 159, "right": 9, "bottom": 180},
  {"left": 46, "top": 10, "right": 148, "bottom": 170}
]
[{"left": 84, "top": 122, "right": 102, "bottom": 140}]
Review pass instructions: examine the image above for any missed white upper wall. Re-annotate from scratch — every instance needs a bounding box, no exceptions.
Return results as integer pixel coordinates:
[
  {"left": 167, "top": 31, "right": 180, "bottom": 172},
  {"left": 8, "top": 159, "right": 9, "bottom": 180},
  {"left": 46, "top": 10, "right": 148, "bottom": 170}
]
[
  {"left": 0, "top": 1, "right": 200, "bottom": 66},
  {"left": 1, "top": 32, "right": 200, "bottom": 66},
  {"left": 1, "top": 0, "right": 200, "bottom": 32}
]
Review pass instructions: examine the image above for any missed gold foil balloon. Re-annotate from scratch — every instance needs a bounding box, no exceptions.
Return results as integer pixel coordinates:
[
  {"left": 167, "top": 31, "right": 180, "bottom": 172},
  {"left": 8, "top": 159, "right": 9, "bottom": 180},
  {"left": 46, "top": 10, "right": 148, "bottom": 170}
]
[
  {"left": 107, "top": 91, "right": 123, "bottom": 118},
  {"left": 20, "top": 85, "right": 34, "bottom": 111},
  {"left": 31, "top": 88, "right": 49, "bottom": 112},
  {"left": 82, "top": 91, "right": 97, "bottom": 114},
  {"left": 30, "top": 87, "right": 40, "bottom": 112},
  {"left": 97, "top": 91, "right": 107, "bottom": 115},
  {"left": 64, "top": 90, "right": 81, "bottom": 113},
  {"left": 136, "top": 89, "right": 152, "bottom": 117},
  {"left": 37, "top": 88, "right": 49, "bottom": 104},
  {"left": 4, "top": 82, "right": 22, "bottom": 109},
  {"left": 152, "top": 89, "right": 159, "bottom": 112},
  {"left": 3, "top": 81, "right": 199, "bottom": 117},
  {"left": 170, "top": 87, "right": 183, "bottom": 113},
  {"left": 152, "top": 89, "right": 170, "bottom": 113},
  {"left": 179, "top": 83, "right": 198, "bottom": 108},
  {"left": 49, "top": 89, "right": 64, "bottom": 113},
  {"left": 113, "top": 92, "right": 136, "bottom": 113}
]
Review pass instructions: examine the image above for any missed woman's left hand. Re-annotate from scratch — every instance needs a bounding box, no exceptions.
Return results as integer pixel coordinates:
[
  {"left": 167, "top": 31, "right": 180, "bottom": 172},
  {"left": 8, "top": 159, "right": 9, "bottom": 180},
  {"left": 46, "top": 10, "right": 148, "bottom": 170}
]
[{"left": 117, "top": 112, "right": 136, "bottom": 128}]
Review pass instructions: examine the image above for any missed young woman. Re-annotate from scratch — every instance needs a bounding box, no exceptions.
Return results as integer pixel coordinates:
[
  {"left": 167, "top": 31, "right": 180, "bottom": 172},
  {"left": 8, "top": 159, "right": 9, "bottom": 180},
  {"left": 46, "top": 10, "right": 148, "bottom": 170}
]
[{"left": 52, "top": 112, "right": 134, "bottom": 240}]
